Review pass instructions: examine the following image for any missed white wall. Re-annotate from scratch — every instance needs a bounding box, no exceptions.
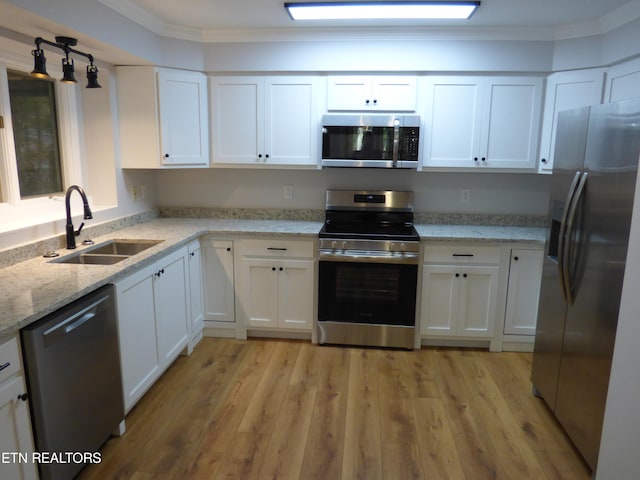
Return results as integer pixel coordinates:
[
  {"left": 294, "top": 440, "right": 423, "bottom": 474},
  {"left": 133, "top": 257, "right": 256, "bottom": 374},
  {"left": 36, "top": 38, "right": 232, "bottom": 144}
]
[
  {"left": 155, "top": 168, "right": 550, "bottom": 215},
  {"left": 203, "top": 39, "right": 554, "bottom": 73}
]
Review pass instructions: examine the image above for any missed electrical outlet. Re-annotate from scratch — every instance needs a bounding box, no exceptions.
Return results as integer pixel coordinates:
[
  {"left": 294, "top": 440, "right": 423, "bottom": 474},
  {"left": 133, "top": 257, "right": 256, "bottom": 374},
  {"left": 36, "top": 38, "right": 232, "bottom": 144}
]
[
  {"left": 283, "top": 185, "right": 294, "bottom": 200},
  {"left": 460, "top": 189, "right": 471, "bottom": 203},
  {"left": 131, "top": 185, "right": 138, "bottom": 200}
]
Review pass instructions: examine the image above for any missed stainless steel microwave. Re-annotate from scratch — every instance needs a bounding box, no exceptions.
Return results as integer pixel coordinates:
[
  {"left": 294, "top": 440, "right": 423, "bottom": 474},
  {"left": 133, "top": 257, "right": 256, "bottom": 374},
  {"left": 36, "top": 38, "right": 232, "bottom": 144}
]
[{"left": 321, "top": 114, "right": 420, "bottom": 169}]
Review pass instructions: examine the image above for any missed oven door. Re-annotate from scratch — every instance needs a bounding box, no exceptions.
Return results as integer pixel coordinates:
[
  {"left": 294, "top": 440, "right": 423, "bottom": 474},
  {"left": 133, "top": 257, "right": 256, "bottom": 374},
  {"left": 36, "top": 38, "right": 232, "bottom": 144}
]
[{"left": 318, "top": 258, "right": 418, "bottom": 327}]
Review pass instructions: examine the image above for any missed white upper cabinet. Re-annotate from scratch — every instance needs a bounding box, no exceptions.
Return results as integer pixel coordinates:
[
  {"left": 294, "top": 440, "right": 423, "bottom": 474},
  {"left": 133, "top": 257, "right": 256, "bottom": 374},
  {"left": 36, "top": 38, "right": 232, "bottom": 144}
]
[
  {"left": 604, "top": 57, "right": 640, "bottom": 103},
  {"left": 538, "top": 69, "right": 604, "bottom": 173},
  {"left": 116, "top": 66, "right": 209, "bottom": 168},
  {"left": 211, "top": 76, "right": 323, "bottom": 168},
  {"left": 422, "top": 76, "right": 543, "bottom": 170},
  {"left": 327, "top": 75, "right": 417, "bottom": 111}
]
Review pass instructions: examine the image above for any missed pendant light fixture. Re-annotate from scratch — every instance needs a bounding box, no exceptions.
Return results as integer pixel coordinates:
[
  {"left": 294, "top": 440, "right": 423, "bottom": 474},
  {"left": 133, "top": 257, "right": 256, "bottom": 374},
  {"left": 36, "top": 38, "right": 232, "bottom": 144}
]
[
  {"left": 285, "top": 1, "right": 480, "bottom": 21},
  {"left": 30, "top": 36, "right": 101, "bottom": 88}
]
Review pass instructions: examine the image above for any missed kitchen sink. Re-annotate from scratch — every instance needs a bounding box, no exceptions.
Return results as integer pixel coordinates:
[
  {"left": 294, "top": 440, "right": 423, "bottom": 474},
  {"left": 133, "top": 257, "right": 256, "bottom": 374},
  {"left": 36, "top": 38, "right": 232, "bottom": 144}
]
[
  {"left": 86, "top": 239, "right": 163, "bottom": 256},
  {"left": 55, "top": 253, "right": 131, "bottom": 265},
  {"left": 51, "top": 239, "right": 163, "bottom": 265}
]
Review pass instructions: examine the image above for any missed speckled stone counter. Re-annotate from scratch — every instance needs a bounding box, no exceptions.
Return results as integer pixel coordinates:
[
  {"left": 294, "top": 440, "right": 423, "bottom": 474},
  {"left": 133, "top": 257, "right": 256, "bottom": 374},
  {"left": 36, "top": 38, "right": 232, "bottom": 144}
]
[
  {"left": 0, "top": 217, "right": 545, "bottom": 339},
  {"left": 416, "top": 224, "right": 546, "bottom": 244}
]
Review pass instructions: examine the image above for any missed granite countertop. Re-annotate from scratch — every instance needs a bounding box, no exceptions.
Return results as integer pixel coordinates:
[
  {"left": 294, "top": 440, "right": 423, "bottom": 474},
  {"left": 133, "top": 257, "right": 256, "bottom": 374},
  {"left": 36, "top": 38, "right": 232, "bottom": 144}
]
[{"left": 0, "top": 217, "right": 545, "bottom": 339}]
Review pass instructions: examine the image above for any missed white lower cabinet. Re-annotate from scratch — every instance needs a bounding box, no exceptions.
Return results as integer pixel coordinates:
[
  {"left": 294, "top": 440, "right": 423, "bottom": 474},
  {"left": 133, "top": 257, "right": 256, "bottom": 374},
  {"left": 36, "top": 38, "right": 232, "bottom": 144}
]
[
  {"left": 420, "top": 245, "right": 500, "bottom": 339},
  {"left": 0, "top": 336, "right": 37, "bottom": 480},
  {"left": 503, "top": 248, "right": 544, "bottom": 336},
  {"left": 202, "top": 239, "right": 236, "bottom": 326},
  {"left": 187, "top": 240, "right": 204, "bottom": 342},
  {"left": 235, "top": 238, "right": 314, "bottom": 332},
  {"left": 115, "top": 247, "right": 190, "bottom": 412}
]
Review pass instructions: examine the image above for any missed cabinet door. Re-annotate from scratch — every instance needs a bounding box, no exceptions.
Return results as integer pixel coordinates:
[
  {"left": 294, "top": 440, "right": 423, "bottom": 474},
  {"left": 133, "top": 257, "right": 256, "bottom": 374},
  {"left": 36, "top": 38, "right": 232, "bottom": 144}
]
[
  {"left": 480, "top": 78, "right": 542, "bottom": 169},
  {"left": 604, "top": 57, "right": 640, "bottom": 103},
  {"left": 203, "top": 240, "right": 235, "bottom": 323},
  {"left": 239, "top": 257, "right": 279, "bottom": 328},
  {"left": 265, "top": 77, "right": 320, "bottom": 166},
  {"left": 420, "top": 265, "right": 459, "bottom": 336},
  {"left": 0, "top": 376, "right": 37, "bottom": 480},
  {"left": 504, "top": 249, "right": 543, "bottom": 335},
  {"left": 538, "top": 70, "right": 604, "bottom": 173},
  {"left": 157, "top": 69, "right": 209, "bottom": 166},
  {"left": 154, "top": 251, "right": 190, "bottom": 365},
  {"left": 422, "top": 78, "right": 483, "bottom": 168},
  {"left": 372, "top": 76, "right": 417, "bottom": 111},
  {"left": 457, "top": 266, "right": 499, "bottom": 337},
  {"left": 115, "top": 270, "right": 159, "bottom": 411},
  {"left": 188, "top": 241, "right": 204, "bottom": 335},
  {"left": 211, "top": 77, "right": 263, "bottom": 164},
  {"left": 327, "top": 75, "right": 417, "bottom": 111},
  {"left": 327, "top": 76, "right": 371, "bottom": 110},
  {"left": 278, "top": 259, "right": 314, "bottom": 330}
]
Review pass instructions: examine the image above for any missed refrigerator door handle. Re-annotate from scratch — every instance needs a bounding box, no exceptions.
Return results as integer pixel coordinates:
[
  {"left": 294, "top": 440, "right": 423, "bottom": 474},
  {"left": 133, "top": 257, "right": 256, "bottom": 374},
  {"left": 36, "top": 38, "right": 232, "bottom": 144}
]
[
  {"left": 562, "top": 171, "right": 588, "bottom": 305},
  {"left": 557, "top": 171, "right": 582, "bottom": 302}
]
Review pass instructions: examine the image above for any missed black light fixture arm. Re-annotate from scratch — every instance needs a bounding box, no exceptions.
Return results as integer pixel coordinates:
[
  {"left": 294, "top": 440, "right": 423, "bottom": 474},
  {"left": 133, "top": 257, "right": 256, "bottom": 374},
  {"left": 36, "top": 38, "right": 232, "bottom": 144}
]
[{"left": 34, "top": 36, "right": 95, "bottom": 65}]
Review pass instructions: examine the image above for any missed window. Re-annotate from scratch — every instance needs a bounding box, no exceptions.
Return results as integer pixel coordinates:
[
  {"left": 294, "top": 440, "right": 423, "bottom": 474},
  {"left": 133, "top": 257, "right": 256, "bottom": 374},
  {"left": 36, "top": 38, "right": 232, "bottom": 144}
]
[{"left": 7, "top": 70, "right": 63, "bottom": 198}]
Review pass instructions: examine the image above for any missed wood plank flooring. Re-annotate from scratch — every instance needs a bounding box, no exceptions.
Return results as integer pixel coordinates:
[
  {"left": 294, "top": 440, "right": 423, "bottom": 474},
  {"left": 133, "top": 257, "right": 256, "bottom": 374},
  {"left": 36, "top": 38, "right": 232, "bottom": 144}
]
[{"left": 78, "top": 338, "right": 591, "bottom": 480}]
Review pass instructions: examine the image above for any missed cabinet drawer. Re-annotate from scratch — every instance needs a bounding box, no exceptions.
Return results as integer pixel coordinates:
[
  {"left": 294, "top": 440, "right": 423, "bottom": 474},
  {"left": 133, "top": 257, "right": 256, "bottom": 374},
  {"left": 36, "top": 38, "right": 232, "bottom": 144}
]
[
  {"left": 238, "top": 239, "right": 314, "bottom": 259},
  {"left": 424, "top": 244, "right": 501, "bottom": 264},
  {"left": 0, "top": 336, "right": 21, "bottom": 384}
]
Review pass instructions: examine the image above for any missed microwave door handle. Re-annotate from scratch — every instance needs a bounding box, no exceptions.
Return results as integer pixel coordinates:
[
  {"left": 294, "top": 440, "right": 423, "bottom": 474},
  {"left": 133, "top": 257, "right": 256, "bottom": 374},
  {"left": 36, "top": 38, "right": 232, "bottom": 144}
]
[{"left": 392, "top": 119, "right": 400, "bottom": 168}]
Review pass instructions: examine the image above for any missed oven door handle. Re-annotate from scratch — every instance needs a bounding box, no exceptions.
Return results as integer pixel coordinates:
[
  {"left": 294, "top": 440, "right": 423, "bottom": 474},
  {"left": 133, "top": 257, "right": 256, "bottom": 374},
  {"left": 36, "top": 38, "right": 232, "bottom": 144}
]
[{"left": 319, "top": 250, "right": 419, "bottom": 265}]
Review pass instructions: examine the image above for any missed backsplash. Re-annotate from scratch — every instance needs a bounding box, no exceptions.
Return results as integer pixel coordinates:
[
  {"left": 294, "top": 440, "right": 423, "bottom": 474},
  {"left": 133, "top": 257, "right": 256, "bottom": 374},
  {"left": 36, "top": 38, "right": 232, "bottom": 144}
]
[
  {"left": 159, "top": 207, "right": 325, "bottom": 221},
  {"left": 159, "top": 207, "right": 546, "bottom": 227}
]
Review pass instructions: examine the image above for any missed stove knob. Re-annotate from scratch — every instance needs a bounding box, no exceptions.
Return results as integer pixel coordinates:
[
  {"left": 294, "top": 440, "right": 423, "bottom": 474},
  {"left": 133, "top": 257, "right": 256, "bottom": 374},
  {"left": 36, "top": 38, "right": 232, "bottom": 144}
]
[
  {"left": 400, "top": 242, "right": 406, "bottom": 252},
  {"left": 341, "top": 241, "right": 348, "bottom": 250},
  {"left": 331, "top": 241, "right": 338, "bottom": 250},
  {"left": 390, "top": 242, "right": 397, "bottom": 251}
]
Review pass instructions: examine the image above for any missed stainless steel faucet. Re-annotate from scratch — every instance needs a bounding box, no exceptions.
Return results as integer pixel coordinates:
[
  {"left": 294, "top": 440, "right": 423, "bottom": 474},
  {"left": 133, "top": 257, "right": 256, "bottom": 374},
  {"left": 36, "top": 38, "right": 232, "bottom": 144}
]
[{"left": 65, "top": 185, "right": 93, "bottom": 249}]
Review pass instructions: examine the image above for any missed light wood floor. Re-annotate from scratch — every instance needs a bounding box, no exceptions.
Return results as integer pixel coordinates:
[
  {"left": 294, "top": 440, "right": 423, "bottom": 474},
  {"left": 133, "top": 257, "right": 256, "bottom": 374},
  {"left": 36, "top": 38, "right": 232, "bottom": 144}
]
[{"left": 78, "top": 338, "right": 591, "bottom": 480}]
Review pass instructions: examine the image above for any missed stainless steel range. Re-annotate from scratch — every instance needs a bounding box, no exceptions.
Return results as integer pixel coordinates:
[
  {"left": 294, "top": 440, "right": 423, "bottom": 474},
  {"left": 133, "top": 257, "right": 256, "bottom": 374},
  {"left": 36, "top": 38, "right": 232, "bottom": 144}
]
[{"left": 317, "top": 189, "right": 420, "bottom": 349}]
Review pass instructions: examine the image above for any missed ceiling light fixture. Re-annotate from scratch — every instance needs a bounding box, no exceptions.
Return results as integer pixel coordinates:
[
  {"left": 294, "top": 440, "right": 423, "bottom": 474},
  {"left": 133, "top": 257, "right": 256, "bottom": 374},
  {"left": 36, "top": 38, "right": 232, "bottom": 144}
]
[
  {"left": 30, "top": 36, "right": 101, "bottom": 88},
  {"left": 285, "top": 1, "right": 480, "bottom": 21}
]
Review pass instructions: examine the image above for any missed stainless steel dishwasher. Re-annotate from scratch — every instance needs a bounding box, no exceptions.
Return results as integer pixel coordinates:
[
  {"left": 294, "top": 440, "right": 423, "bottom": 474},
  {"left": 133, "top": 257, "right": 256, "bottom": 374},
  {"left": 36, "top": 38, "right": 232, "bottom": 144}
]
[{"left": 21, "top": 284, "right": 124, "bottom": 480}]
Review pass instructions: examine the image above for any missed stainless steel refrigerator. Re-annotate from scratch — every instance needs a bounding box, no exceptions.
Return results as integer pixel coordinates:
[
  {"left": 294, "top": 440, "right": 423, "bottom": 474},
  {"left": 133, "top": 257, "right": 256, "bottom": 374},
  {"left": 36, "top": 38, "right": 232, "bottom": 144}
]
[{"left": 531, "top": 98, "right": 640, "bottom": 471}]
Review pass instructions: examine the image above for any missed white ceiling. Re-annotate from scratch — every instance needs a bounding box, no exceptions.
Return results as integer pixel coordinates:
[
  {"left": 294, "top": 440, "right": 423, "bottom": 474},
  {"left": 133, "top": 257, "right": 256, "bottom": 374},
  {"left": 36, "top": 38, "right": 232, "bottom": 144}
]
[{"left": 96, "top": 0, "right": 640, "bottom": 42}]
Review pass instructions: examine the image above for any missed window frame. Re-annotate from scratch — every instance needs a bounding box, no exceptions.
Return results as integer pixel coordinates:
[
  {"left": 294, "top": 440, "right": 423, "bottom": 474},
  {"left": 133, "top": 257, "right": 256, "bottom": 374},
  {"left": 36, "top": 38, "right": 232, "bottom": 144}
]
[{"left": 0, "top": 50, "right": 84, "bottom": 211}]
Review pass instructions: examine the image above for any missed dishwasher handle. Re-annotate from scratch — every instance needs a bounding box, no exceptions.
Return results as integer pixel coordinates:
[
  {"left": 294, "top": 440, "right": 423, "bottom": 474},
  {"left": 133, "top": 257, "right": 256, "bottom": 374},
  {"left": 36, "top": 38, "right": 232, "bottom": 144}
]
[{"left": 43, "top": 294, "right": 110, "bottom": 344}]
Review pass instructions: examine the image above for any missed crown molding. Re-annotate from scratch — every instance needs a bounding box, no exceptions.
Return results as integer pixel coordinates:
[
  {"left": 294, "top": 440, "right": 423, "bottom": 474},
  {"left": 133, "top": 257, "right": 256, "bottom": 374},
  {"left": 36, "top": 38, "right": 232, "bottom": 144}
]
[
  {"left": 554, "top": 0, "right": 640, "bottom": 40},
  {"left": 98, "top": 0, "right": 640, "bottom": 44},
  {"left": 97, "top": 0, "right": 165, "bottom": 35},
  {"left": 199, "top": 26, "right": 557, "bottom": 43}
]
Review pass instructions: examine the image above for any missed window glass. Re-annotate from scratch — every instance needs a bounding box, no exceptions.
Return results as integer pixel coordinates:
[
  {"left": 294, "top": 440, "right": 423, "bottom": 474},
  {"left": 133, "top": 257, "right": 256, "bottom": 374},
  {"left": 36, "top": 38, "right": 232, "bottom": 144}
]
[{"left": 7, "top": 70, "right": 63, "bottom": 198}]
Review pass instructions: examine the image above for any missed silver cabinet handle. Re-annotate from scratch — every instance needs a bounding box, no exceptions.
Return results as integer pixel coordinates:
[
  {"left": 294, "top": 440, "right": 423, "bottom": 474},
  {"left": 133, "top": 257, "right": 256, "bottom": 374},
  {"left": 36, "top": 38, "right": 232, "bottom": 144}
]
[{"left": 0, "top": 361, "right": 10, "bottom": 372}]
